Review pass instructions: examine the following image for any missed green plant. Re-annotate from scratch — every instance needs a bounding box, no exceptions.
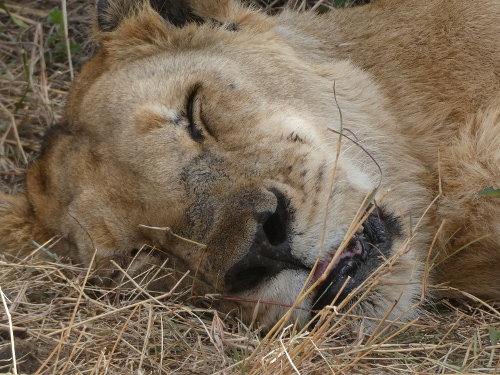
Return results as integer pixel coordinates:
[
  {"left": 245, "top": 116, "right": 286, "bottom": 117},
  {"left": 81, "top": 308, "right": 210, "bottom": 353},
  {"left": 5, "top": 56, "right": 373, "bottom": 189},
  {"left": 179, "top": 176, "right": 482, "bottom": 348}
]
[
  {"left": 488, "top": 327, "right": 500, "bottom": 367},
  {"left": 479, "top": 186, "right": 500, "bottom": 196},
  {"left": 0, "top": 0, "right": 29, "bottom": 28},
  {"left": 46, "top": 7, "right": 80, "bottom": 63}
]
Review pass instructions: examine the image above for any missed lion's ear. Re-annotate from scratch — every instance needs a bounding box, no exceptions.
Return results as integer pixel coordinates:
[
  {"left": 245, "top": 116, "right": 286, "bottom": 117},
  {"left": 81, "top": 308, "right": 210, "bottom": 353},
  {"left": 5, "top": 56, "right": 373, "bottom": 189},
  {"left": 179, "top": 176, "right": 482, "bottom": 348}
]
[{"left": 97, "top": 0, "right": 239, "bottom": 32}]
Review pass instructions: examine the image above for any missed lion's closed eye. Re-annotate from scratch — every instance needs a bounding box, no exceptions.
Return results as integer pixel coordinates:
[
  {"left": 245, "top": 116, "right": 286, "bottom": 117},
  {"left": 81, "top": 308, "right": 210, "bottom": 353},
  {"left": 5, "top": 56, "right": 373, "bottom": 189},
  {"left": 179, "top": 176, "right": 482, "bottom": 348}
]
[
  {"left": 186, "top": 85, "right": 205, "bottom": 142},
  {"left": 186, "top": 84, "right": 218, "bottom": 142}
]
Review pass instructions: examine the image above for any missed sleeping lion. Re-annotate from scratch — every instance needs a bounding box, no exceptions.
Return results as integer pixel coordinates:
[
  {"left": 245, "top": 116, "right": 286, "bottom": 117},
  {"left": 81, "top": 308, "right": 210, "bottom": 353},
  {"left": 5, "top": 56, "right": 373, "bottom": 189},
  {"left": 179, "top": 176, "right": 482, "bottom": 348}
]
[{"left": 1, "top": 0, "right": 499, "bottom": 329}]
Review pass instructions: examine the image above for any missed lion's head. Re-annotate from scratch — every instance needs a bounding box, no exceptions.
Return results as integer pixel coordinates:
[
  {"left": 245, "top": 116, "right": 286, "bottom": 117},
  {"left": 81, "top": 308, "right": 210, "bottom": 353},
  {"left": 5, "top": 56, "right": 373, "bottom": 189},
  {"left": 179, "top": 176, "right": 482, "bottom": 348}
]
[{"left": 3, "top": 0, "right": 431, "bottom": 329}]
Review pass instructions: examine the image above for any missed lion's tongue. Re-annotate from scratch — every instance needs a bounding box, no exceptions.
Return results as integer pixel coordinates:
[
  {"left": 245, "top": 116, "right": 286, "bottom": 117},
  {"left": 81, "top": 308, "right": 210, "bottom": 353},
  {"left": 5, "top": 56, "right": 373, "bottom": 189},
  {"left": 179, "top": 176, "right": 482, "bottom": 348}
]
[{"left": 314, "top": 240, "right": 363, "bottom": 281}]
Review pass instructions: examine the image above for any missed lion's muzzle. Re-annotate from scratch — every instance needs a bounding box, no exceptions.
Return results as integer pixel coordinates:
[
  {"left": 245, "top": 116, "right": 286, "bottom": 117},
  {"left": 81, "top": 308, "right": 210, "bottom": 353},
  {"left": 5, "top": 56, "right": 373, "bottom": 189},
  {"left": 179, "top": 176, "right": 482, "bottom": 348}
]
[{"left": 224, "top": 189, "right": 307, "bottom": 293}]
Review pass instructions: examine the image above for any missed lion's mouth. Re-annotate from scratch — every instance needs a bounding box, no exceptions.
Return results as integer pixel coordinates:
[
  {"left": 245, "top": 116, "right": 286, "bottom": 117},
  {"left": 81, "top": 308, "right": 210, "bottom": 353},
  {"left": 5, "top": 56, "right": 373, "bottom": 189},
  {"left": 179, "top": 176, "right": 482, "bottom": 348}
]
[
  {"left": 313, "top": 233, "right": 366, "bottom": 282},
  {"left": 312, "top": 207, "right": 397, "bottom": 311}
]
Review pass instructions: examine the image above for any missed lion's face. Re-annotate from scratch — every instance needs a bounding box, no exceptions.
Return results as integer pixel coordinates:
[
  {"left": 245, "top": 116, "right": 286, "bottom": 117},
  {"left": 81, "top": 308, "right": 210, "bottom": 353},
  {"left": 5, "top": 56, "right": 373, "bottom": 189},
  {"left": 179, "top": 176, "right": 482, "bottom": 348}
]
[{"left": 26, "top": 0, "right": 428, "bottom": 328}]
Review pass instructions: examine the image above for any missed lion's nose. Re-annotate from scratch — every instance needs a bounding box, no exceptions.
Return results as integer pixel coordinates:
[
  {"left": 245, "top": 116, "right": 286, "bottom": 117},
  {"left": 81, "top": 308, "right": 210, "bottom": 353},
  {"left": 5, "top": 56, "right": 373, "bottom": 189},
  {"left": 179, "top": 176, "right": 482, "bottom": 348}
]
[
  {"left": 224, "top": 190, "right": 306, "bottom": 293},
  {"left": 259, "top": 189, "right": 288, "bottom": 246}
]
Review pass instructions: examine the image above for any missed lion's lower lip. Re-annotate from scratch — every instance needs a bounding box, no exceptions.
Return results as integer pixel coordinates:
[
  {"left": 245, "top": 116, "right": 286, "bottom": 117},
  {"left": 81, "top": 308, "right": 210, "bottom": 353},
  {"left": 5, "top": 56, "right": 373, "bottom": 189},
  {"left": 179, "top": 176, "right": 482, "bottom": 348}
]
[
  {"left": 311, "top": 235, "right": 369, "bottom": 312},
  {"left": 313, "top": 237, "right": 364, "bottom": 281}
]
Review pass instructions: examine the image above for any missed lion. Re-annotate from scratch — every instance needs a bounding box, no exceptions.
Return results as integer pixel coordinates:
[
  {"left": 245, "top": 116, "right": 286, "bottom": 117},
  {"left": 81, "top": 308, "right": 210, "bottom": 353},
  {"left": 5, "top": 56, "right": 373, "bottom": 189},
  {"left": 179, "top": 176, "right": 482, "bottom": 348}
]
[{"left": 1, "top": 0, "right": 499, "bottom": 329}]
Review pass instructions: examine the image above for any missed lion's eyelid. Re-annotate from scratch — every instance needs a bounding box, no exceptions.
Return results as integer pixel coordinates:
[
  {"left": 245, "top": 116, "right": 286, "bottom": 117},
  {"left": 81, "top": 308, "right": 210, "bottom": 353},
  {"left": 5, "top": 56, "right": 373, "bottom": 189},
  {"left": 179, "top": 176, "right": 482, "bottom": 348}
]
[{"left": 186, "top": 85, "right": 204, "bottom": 142}]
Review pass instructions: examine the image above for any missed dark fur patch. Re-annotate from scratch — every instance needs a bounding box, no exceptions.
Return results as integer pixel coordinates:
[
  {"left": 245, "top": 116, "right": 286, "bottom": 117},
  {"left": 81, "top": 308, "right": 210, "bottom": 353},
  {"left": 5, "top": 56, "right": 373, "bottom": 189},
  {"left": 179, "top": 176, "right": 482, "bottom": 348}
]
[
  {"left": 150, "top": 0, "right": 204, "bottom": 27},
  {"left": 97, "top": 0, "right": 205, "bottom": 31},
  {"left": 39, "top": 123, "right": 72, "bottom": 156},
  {"left": 96, "top": 0, "right": 111, "bottom": 31},
  {"left": 374, "top": 204, "right": 405, "bottom": 240},
  {"left": 287, "top": 132, "right": 305, "bottom": 143}
]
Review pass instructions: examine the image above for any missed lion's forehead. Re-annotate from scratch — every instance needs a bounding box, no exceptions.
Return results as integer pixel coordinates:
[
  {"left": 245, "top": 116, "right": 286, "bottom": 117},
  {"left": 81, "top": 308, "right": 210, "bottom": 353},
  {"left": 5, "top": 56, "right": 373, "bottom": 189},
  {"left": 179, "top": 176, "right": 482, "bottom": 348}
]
[{"left": 80, "top": 44, "right": 342, "bottom": 121}]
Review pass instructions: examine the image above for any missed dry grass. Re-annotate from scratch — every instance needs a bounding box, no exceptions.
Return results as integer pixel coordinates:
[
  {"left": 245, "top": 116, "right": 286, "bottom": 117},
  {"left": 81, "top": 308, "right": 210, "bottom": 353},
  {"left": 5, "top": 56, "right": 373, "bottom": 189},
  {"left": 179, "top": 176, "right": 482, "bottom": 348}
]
[
  {"left": 1, "top": 242, "right": 499, "bottom": 374},
  {"left": 1, "top": 0, "right": 499, "bottom": 374}
]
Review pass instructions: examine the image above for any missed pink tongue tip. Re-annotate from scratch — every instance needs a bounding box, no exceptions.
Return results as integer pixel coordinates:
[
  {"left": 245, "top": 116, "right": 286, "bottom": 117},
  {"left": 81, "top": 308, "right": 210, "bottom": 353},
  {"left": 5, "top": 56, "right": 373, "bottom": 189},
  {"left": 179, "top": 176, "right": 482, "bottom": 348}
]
[{"left": 314, "top": 261, "right": 330, "bottom": 281}]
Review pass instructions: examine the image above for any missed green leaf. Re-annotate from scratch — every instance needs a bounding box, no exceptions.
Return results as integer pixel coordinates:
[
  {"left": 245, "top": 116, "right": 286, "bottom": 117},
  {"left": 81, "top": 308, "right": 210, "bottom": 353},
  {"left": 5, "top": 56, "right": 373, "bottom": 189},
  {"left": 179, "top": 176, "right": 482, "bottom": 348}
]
[
  {"left": 0, "top": 0, "right": 29, "bottom": 28},
  {"left": 32, "top": 240, "right": 59, "bottom": 260},
  {"left": 14, "top": 49, "right": 30, "bottom": 113},
  {"left": 70, "top": 43, "right": 81, "bottom": 54},
  {"left": 47, "top": 35, "right": 59, "bottom": 46},
  {"left": 490, "top": 327, "right": 500, "bottom": 346},
  {"left": 479, "top": 186, "right": 500, "bottom": 196},
  {"left": 12, "top": 16, "right": 29, "bottom": 28},
  {"left": 47, "top": 7, "right": 63, "bottom": 25},
  {"left": 489, "top": 327, "right": 500, "bottom": 367},
  {"left": 54, "top": 41, "right": 65, "bottom": 52},
  {"left": 334, "top": 0, "right": 354, "bottom": 6}
]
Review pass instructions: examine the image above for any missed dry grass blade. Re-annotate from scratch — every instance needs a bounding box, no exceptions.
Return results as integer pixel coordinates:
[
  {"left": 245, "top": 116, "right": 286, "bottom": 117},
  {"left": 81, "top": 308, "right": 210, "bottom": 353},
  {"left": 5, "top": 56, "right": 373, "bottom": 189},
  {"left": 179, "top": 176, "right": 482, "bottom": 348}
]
[{"left": 0, "top": 287, "right": 18, "bottom": 375}]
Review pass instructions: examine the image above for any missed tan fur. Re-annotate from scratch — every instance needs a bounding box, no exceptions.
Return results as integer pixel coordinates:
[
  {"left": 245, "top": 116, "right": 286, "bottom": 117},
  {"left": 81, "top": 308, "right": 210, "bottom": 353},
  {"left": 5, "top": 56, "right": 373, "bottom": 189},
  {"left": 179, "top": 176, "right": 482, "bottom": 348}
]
[{"left": 1, "top": 0, "right": 499, "bottom": 329}]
